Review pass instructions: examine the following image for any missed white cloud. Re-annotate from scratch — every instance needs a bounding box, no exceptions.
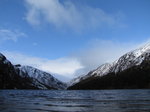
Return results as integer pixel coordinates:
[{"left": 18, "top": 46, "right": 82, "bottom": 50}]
[
  {"left": 0, "top": 29, "right": 26, "bottom": 42},
  {"left": 25, "top": 0, "right": 124, "bottom": 31},
  {"left": 2, "top": 51, "right": 83, "bottom": 79}
]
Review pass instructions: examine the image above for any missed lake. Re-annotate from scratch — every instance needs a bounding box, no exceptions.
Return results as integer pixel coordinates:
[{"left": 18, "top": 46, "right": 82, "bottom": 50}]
[{"left": 0, "top": 89, "right": 150, "bottom": 112}]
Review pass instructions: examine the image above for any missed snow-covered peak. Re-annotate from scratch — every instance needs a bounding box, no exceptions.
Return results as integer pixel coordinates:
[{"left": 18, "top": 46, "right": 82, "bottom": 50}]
[
  {"left": 138, "top": 43, "right": 150, "bottom": 52},
  {"left": 112, "top": 43, "right": 150, "bottom": 73},
  {"left": 18, "top": 65, "right": 67, "bottom": 89},
  {"left": 0, "top": 52, "right": 67, "bottom": 89},
  {"left": 128, "top": 43, "right": 150, "bottom": 58},
  {"left": 69, "top": 43, "right": 150, "bottom": 87}
]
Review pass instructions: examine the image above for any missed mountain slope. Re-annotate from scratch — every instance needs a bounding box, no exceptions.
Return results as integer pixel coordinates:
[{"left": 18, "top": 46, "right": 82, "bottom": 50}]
[
  {"left": 0, "top": 53, "right": 66, "bottom": 89},
  {"left": 68, "top": 63, "right": 112, "bottom": 87},
  {"left": 0, "top": 53, "right": 39, "bottom": 89},
  {"left": 18, "top": 65, "right": 66, "bottom": 89},
  {"left": 68, "top": 43, "right": 150, "bottom": 90}
]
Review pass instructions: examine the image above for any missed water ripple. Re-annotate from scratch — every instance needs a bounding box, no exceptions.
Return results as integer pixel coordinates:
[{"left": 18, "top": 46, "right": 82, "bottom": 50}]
[{"left": 1, "top": 89, "right": 150, "bottom": 112}]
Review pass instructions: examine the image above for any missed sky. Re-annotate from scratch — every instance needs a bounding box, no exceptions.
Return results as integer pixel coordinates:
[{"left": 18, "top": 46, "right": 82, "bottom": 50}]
[{"left": 0, "top": 0, "right": 150, "bottom": 82}]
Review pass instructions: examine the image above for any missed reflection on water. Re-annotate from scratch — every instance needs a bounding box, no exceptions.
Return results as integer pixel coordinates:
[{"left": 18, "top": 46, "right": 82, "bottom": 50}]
[{"left": 0, "top": 89, "right": 150, "bottom": 112}]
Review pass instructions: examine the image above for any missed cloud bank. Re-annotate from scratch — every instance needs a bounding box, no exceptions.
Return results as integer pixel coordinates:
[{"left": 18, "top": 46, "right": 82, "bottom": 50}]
[{"left": 25, "top": 0, "right": 123, "bottom": 31}]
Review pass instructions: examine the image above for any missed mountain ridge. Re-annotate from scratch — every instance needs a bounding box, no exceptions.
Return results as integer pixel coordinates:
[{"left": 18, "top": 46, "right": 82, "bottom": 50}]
[
  {"left": 1, "top": 43, "right": 150, "bottom": 90},
  {"left": 68, "top": 43, "right": 150, "bottom": 89},
  {"left": 0, "top": 53, "right": 66, "bottom": 89}
]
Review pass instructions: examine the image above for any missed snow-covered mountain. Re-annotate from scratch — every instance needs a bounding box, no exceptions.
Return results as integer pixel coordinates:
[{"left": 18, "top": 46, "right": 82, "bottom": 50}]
[
  {"left": 69, "top": 43, "right": 150, "bottom": 88},
  {"left": 17, "top": 65, "right": 66, "bottom": 89},
  {"left": 111, "top": 43, "right": 150, "bottom": 73},
  {"left": 0, "top": 53, "right": 66, "bottom": 89},
  {"left": 0, "top": 53, "right": 36, "bottom": 89},
  {"left": 68, "top": 63, "right": 112, "bottom": 87}
]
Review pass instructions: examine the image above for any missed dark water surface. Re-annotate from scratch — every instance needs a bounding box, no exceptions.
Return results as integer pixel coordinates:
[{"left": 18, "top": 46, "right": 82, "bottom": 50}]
[{"left": 0, "top": 89, "right": 150, "bottom": 112}]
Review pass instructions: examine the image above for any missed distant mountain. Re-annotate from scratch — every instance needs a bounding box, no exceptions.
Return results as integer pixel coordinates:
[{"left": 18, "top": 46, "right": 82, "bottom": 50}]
[
  {"left": 0, "top": 53, "right": 66, "bottom": 89},
  {"left": 17, "top": 65, "right": 66, "bottom": 89},
  {"left": 68, "top": 43, "right": 150, "bottom": 90}
]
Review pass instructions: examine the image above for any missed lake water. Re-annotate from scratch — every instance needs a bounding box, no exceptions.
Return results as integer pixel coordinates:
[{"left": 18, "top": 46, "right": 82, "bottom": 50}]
[{"left": 0, "top": 89, "right": 150, "bottom": 112}]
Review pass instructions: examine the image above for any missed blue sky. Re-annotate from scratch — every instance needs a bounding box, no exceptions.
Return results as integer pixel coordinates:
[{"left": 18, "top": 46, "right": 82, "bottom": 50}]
[{"left": 0, "top": 0, "right": 150, "bottom": 82}]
